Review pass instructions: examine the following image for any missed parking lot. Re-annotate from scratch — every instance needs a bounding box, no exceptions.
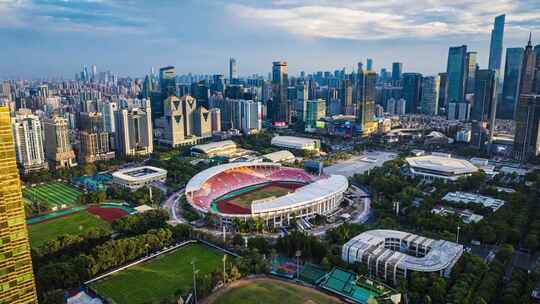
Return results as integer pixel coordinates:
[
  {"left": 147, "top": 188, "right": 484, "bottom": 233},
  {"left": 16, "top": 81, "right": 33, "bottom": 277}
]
[{"left": 324, "top": 151, "right": 397, "bottom": 177}]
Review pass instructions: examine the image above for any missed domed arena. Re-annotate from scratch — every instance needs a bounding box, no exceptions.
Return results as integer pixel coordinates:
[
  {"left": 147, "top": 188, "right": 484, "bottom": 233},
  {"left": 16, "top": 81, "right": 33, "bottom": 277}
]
[{"left": 185, "top": 162, "right": 348, "bottom": 227}]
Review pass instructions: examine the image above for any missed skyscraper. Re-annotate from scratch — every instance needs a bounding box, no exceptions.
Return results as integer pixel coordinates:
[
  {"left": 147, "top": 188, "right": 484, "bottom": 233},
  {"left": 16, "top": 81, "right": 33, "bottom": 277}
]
[
  {"left": 115, "top": 104, "right": 153, "bottom": 156},
  {"left": 438, "top": 72, "right": 448, "bottom": 112},
  {"left": 392, "top": 62, "right": 402, "bottom": 82},
  {"left": 0, "top": 107, "right": 38, "bottom": 304},
  {"left": 234, "top": 99, "right": 262, "bottom": 134},
  {"left": 500, "top": 47, "right": 524, "bottom": 119},
  {"left": 229, "top": 58, "right": 238, "bottom": 81},
  {"left": 12, "top": 109, "right": 48, "bottom": 173},
  {"left": 420, "top": 75, "right": 440, "bottom": 115},
  {"left": 356, "top": 71, "right": 377, "bottom": 131},
  {"left": 43, "top": 115, "right": 77, "bottom": 169},
  {"left": 305, "top": 99, "right": 326, "bottom": 130},
  {"left": 366, "top": 58, "right": 373, "bottom": 71},
  {"left": 159, "top": 66, "right": 176, "bottom": 97},
  {"left": 471, "top": 69, "right": 498, "bottom": 148},
  {"left": 513, "top": 95, "right": 540, "bottom": 162},
  {"left": 488, "top": 14, "right": 506, "bottom": 71},
  {"left": 514, "top": 36, "right": 539, "bottom": 162},
  {"left": 465, "top": 52, "right": 478, "bottom": 94},
  {"left": 402, "top": 73, "right": 423, "bottom": 113},
  {"left": 340, "top": 79, "right": 353, "bottom": 115},
  {"left": 270, "top": 61, "right": 290, "bottom": 125},
  {"left": 159, "top": 95, "right": 197, "bottom": 146},
  {"left": 78, "top": 112, "right": 114, "bottom": 163},
  {"left": 447, "top": 45, "right": 468, "bottom": 104}
]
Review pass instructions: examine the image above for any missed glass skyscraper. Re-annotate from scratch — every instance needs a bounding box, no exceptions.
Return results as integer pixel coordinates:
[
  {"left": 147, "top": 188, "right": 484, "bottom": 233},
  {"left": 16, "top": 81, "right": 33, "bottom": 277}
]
[
  {"left": 446, "top": 45, "right": 468, "bottom": 104},
  {"left": 402, "top": 72, "right": 423, "bottom": 113},
  {"left": 0, "top": 107, "right": 38, "bottom": 304},
  {"left": 488, "top": 14, "right": 506, "bottom": 71},
  {"left": 500, "top": 47, "right": 524, "bottom": 119}
]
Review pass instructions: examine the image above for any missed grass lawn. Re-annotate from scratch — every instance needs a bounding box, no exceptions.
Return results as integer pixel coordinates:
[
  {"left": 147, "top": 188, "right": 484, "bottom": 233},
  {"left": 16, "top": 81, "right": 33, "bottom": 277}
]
[
  {"left": 231, "top": 186, "right": 292, "bottom": 208},
  {"left": 91, "top": 243, "right": 224, "bottom": 304},
  {"left": 23, "top": 182, "right": 82, "bottom": 208},
  {"left": 28, "top": 211, "right": 111, "bottom": 248},
  {"left": 211, "top": 279, "right": 342, "bottom": 304}
]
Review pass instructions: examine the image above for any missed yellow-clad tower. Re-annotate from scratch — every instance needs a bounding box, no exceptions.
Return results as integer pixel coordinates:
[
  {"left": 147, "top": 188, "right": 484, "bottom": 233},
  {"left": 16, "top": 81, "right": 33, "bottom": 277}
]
[{"left": 0, "top": 107, "right": 38, "bottom": 303}]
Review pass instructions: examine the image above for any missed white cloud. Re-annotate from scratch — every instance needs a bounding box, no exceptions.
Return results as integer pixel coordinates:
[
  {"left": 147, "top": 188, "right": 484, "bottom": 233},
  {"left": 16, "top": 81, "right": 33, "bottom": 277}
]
[{"left": 227, "top": 0, "right": 536, "bottom": 40}]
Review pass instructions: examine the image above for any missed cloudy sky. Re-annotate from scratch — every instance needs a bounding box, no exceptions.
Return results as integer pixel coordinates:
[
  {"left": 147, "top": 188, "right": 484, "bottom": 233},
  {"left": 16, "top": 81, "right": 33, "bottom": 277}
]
[{"left": 1, "top": 0, "right": 539, "bottom": 79}]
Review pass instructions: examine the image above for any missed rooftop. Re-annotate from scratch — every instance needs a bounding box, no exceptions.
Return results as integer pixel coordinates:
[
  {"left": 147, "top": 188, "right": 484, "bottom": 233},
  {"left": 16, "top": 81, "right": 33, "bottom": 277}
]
[
  {"left": 192, "top": 140, "right": 236, "bottom": 153},
  {"left": 112, "top": 166, "right": 167, "bottom": 181},
  {"left": 406, "top": 155, "right": 478, "bottom": 175},
  {"left": 271, "top": 136, "right": 319, "bottom": 146}
]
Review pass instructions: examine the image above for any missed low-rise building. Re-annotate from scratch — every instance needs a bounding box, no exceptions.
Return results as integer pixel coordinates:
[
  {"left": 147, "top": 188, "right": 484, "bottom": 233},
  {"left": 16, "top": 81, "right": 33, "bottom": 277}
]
[
  {"left": 431, "top": 205, "right": 484, "bottom": 223},
  {"left": 442, "top": 191, "right": 505, "bottom": 212},
  {"left": 405, "top": 154, "right": 478, "bottom": 182}
]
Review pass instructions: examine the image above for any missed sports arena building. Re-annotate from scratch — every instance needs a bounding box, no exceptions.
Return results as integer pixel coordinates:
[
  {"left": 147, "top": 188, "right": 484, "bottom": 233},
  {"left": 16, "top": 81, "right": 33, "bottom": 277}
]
[
  {"left": 405, "top": 155, "right": 478, "bottom": 182},
  {"left": 112, "top": 166, "right": 167, "bottom": 189},
  {"left": 342, "top": 230, "right": 463, "bottom": 285},
  {"left": 185, "top": 162, "right": 348, "bottom": 227}
]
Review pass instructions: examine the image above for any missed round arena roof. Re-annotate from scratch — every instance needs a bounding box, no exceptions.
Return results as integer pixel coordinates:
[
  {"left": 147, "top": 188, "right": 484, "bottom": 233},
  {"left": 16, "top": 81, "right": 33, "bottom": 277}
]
[{"left": 406, "top": 155, "right": 478, "bottom": 175}]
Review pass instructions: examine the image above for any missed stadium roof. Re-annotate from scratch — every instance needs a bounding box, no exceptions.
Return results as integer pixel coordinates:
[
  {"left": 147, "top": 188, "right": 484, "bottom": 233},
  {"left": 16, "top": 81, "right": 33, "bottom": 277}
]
[
  {"left": 191, "top": 140, "right": 236, "bottom": 154},
  {"left": 112, "top": 166, "right": 167, "bottom": 182},
  {"left": 251, "top": 174, "right": 348, "bottom": 214},
  {"left": 185, "top": 162, "right": 281, "bottom": 193},
  {"left": 406, "top": 155, "right": 478, "bottom": 175},
  {"left": 343, "top": 230, "right": 463, "bottom": 273},
  {"left": 271, "top": 136, "right": 319, "bottom": 148},
  {"left": 262, "top": 150, "right": 295, "bottom": 163}
]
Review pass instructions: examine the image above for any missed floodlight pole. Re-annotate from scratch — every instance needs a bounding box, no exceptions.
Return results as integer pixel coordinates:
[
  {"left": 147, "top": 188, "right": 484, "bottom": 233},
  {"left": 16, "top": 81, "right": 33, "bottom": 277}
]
[
  {"left": 456, "top": 225, "right": 461, "bottom": 244},
  {"left": 192, "top": 260, "right": 198, "bottom": 304}
]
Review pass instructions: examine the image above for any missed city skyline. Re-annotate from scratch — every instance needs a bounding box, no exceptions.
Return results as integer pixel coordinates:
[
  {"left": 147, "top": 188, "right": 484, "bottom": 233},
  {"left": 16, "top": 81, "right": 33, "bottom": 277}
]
[{"left": 1, "top": 0, "right": 539, "bottom": 78}]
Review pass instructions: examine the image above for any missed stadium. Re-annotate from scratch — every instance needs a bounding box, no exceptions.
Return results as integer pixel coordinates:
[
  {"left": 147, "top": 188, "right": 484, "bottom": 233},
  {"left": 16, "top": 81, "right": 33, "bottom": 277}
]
[{"left": 185, "top": 162, "right": 348, "bottom": 227}]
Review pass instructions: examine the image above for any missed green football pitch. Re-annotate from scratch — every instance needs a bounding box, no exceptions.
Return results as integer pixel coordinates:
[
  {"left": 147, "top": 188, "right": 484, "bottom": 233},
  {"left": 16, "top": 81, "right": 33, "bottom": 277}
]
[
  {"left": 231, "top": 185, "right": 292, "bottom": 208},
  {"left": 209, "top": 278, "right": 342, "bottom": 304},
  {"left": 91, "top": 243, "right": 225, "bottom": 304},
  {"left": 23, "top": 182, "right": 82, "bottom": 208},
  {"left": 28, "top": 211, "right": 111, "bottom": 248}
]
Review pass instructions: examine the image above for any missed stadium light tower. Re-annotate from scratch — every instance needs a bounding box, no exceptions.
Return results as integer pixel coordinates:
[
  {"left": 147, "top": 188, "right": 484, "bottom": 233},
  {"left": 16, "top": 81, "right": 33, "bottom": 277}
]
[
  {"left": 295, "top": 250, "right": 301, "bottom": 279},
  {"left": 191, "top": 260, "right": 199, "bottom": 304}
]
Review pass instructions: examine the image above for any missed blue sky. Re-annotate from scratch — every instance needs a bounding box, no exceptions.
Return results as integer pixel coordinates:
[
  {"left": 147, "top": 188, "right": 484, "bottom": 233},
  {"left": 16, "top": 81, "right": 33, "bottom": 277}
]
[{"left": 0, "top": 0, "right": 539, "bottom": 79}]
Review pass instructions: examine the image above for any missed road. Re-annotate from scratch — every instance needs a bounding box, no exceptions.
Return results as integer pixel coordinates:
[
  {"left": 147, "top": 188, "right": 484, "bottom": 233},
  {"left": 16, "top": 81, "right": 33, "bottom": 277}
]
[{"left": 161, "top": 188, "right": 185, "bottom": 225}]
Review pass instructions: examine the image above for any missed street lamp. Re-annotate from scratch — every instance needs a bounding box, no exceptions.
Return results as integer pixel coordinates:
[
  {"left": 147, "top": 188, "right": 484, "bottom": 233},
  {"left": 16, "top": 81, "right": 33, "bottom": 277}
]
[
  {"left": 295, "top": 250, "right": 301, "bottom": 279},
  {"left": 456, "top": 225, "right": 461, "bottom": 244}
]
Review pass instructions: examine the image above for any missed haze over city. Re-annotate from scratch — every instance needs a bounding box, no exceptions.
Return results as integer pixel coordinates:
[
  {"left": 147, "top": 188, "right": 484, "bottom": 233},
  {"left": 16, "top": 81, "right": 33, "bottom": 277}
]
[{"left": 1, "top": 0, "right": 539, "bottom": 78}]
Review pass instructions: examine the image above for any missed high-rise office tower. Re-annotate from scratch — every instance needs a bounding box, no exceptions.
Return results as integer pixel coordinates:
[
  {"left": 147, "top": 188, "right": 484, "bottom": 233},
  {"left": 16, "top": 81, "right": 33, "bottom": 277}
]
[
  {"left": 234, "top": 99, "right": 262, "bottom": 134},
  {"left": 534, "top": 44, "right": 540, "bottom": 94},
  {"left": 420, "top": 75, "right": 440, "bottom": 115},
  {"left": 465, "top": 52, "right": 478, "bottom": 94},
  {"left": 356, "top": 71, "right": 377, "bottom": 131},
  {"left": 12, "top": 109, "right": 48, "bottom": 173},
  {"left": 518, "top": 35, "right": 536, "bottom": 96},
  {"left": 500, "top": 47, "right": 524, "bottom": 119},
  {"left": 295, "top": 82, "right": 308, "bottom": 121},
  {"left": 305, "top": 99, "right": 326, "bottom": 130},
  {"left": 270, "top": 61, "right": 290, "bottom": 125},
  {"left": 78, "top": 112, "right": 114, "bottom": 163},
  {"left": 142, "top": 74, "right": 154, "bottom": 98},
  {"left": 340, "top": 79, "right": 353, "bottom": 115},
  {"left": 159, "top": 66, "right": 176, "bottom": 96},
  {"left": 366, "top": 58, "right": 373, "bottom": 71},
  {"left": 229, "top": 58, "right": 238, "bottom": 81},
  {"left": 0, "top": 107, "right": 38, "bottom": 304},
  {"left": 115, "top": 105, "right": 153, "bottom": 156},
  {"left": 488, "top": 14, "right": 506, "bottom": 71},
  {"left": 101, "top": 101, "right": 117, "bottom": 133},
  {"left": 438, "top": 72, "right": 448, "bottom": 112},
  {"left": 471, "top": 69, "right": 498, "bottom": 148},
  {"left": 193, "top": 106, "right": 212, "bottom": 138},
  {"left": 513, "top": 95, "right": 540, "bottom": 162},
  {"left": 91, "top": 64, "right": 97, "bottom": 81},
  {"left": 43, "top": 115, "right": 77, "bottom": 169},
  {"left": 447, "top": 45, "right": 468, "bottom": 104},
  {"left": 402, "top": 73, "right": 423, "bottom": 113},
  {"left": 209, "top": 108, "right": 221, "bottom": 133},
  {"left": 159, "top": 95, "right": 197, "bottom": 146},
  {"left": 513, "top": 36, "right": 540, "bottom": 162},
  {"left": 392, "top": 62, "right": 403, "bottom": 83},
  {"left": 212, "top": 74, "right": 226, "bottom": 94}
]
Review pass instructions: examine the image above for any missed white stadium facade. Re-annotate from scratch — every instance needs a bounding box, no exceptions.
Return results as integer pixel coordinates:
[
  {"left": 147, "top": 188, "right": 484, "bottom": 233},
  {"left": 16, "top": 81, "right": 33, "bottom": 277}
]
[
  {"left": 185, "top": 162, "right": 348, "bottom": 227},
  {"left": 342, "top": 230, "right": 463, "bottom": 285},
  {"left": 112, "top": 166, "right": 167, "bottom": 189}
]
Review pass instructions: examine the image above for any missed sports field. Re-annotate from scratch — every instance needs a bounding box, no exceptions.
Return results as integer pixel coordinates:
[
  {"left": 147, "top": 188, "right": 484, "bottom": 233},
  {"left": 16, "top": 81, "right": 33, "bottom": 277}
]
[
  {"left": 28, "top": 211, "right": 111, "bottom": 248},
  {"left": 231, "top": 185, "right": 294, "bottom": 208},
  {"left": 91, "top": 243, "right": 224, "bottom": 304},
  {"left": 207, "top": 278, "right": 343, "bottom": 304},
  {"left": 23, "top": 182, "right": 82, "bottom": 209}
]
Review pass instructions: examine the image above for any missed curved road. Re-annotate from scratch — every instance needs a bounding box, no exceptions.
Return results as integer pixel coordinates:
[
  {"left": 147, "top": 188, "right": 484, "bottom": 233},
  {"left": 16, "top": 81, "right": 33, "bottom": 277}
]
[{"left": 161, "top": 188, "right": 185, "bottom": 225}]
